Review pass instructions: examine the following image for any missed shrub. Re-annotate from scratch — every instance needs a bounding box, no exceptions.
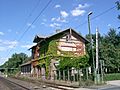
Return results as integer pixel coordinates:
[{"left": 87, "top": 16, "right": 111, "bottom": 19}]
[{"left": 104, "top": 73, "right": 120, "bottom": 81}]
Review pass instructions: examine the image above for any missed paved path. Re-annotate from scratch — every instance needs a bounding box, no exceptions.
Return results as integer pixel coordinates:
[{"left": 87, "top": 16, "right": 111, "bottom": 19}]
[
  {"left": 96, "top": 80, "right": 120, "bottom": 90},
  {"left": 75, "top": 80, "right": 120, "bottom": 90},
  {"left": 107, "top": 80, "right": 120, "bottom": 86}
]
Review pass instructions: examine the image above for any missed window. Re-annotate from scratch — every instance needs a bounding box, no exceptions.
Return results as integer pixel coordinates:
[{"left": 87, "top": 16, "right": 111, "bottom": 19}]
[
  {"left": 66, "top": 35, "right": 69, "bottom": 41},
  {"left": 66, "top": 34, "right": 72, "bottom": 43}
]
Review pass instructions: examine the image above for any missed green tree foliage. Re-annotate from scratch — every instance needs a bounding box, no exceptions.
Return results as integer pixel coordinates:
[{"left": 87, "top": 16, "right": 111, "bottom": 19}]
[
  {"left": 58, "top": 55, "right": 89, "bottom": 70},
  {"left": 86, "top": 28, "right": 120, "bottom": 73},
  {"left": 100, "top": 29, "right": 120, "bottom": 71},
  {"left": 0, "top": 53, "right": 29, "bottom": 69}
]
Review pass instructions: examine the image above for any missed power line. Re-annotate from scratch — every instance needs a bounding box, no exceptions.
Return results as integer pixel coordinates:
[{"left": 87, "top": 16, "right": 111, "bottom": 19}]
[
  {"left": 74, "top": 5, "right": 116, "bottom": 29},
  {"left": 28, "top": 0, "right": 41, "bottom": 17},
  {"left": 18, "top": 0, "right": 52, "bottom": 41},
  {"left": 5, "top": 0, "right": 52, "bottom": 58},
  {"left": 4, "top": 0, "right": 41, "bottom": 60},
  {"left": 4, "top": 1, "right": 115, "bottom": 61},
  {"left": 19, "top": 0, "right": 41, "bottom": 33}
]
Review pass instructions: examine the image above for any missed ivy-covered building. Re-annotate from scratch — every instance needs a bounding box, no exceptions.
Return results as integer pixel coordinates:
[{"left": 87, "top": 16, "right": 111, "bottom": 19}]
[{"left": 20, "top": 28, "right": 89, "bottom": 79}]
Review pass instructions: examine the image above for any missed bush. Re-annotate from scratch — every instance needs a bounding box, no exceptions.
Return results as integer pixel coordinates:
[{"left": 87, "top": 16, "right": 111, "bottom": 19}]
[
  {"left": 104, "top": 73, "right": 120, "bottom": 81},
  {"left": 78, "top": 79, "right": 94, "bottom": 87}
]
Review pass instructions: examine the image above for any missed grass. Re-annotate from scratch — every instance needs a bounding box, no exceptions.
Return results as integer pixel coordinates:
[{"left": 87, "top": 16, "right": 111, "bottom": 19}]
[{"left": 104, "top": 73, "right": 120, "bottom": 81}]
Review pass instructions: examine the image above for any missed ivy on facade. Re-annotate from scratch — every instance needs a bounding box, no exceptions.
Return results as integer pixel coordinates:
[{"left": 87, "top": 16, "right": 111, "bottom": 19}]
[
  {"left": 38, "top": 39, "right": 89, "bottom": 77},
  {"left": 58, "top": 55, "right": 89, "bottom": 70}
]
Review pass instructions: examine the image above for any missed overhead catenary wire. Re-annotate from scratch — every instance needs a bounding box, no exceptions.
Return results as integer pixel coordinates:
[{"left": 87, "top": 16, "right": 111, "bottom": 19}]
[
  {"left": 5, "top": 0, "right": 52, "bottom": 58},
  {"left": 4, "top": 1, "right": 116, "bottom": 61},
  {"left": 18, "top": 0, "right": 52, "bottom": 41},
  {"left": 74, "top": 5, "right": 116, "bottom": 29},
  {"left": 28, "top": 0, "right": 41, "bottom": 17},
  {"left": 3, "top": 0, "right": 41, "bottom": 60},
  {"left": 19, "top": 0, "right": 41, "bottom": 34}
]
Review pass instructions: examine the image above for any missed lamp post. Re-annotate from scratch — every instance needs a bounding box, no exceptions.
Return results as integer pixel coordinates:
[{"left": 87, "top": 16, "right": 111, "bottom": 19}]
[{"left": 88, "top": 11, "right": 96, "bottom": 83}]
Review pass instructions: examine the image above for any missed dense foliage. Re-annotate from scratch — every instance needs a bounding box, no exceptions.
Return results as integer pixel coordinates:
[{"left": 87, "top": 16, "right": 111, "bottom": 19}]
[
  {"left": 104, "top": 73, "right": 120, "bottom": 81},
  {"left": 86, "top": 28, "right": 120, "bottom": 73},
  {"left": 0, "top": 53, "right": 29, "bottom": 69},
  {"left": 38, "top": 40, "right": 58, "bottom": 76},
  {"left": 38, "top": 39, "right": 89, "bottom": 77},
  {"left": 58, "top": 55, "right": 89, "bottom": 70}
]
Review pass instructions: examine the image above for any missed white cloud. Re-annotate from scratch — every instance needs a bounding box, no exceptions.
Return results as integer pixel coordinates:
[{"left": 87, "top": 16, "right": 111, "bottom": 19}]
[
  {"left": 21, "top": 43, "right": 36, "bottom": 49},
  {"left": 0, "top": 32, "right": 4, "bottom": 35},
  {"left": 0, "top": 39, "right": 18, "bottom": 51},
  {"left": 51, "top": 17, "right": 66, "bottom": 23},
  {"left": 71, "top": 3, "right": 89, "bottom": 16},
  {"left": 108, "top": 24, "right": 111, "bottom": 27},
  {"left": 55, "top": 5, "right": 61, "bottom": 8},
  {"left": 0, "top": 47, "right": 6, "bottom": 51},
  {"left": 76, "top": 3, "right": 89, "bottom": 9},
  {"left": 57, "top": 17, "right": 66, "bottom": 22},
  {"left": 51, "top": 18, "right": 56, "bottom": 21},
  {"left": 71, "top": 9, "right": 86, "bottom": 16},
  {"left": 0, "top": 57, "right": 8, "bottom": 65},
  {"left": 3, "top": 40, "right": 18, "bottom": 49},
  {"left": 27, "top": 23, "right": 35, "bottom": 28},
  {"left": 8, "top": 29, "right": 12, "bottom": 32},
  {"left": 50, "top": 23, "right": 61, "bottom": 28},
  {"left": 43, "top": 19, "right": 47, "bottom": 22},
  {"left": 60, "top": 11, "right": 69, "bottom": 18},
  {"left": 16, "top": 31, "right": 19, "bottom": 34},
  {"left": 41, "top": 22, "right": 45, "bottom": 25}
]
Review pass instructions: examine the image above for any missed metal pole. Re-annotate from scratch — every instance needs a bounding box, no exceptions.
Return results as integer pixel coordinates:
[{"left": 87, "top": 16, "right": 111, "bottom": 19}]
[
  {"left": 96, "top": 28, "right": 99, "bottom": 75},
  {"left": 96, "top": 28, "right": 100, "bottom": 84},
  {"left": 88, "top": 12, "right": 96, "bottom": 83}
]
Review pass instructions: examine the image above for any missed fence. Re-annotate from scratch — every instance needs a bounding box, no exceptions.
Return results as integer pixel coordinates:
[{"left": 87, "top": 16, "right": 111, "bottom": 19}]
[{"left": 52, "top": 67, "right": 93, "bottom": 84}]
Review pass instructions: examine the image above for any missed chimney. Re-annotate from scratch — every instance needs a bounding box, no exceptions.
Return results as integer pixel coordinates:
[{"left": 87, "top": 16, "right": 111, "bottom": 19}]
[{"left": 56, "top": 29, "right": 61, "bottom": 33}]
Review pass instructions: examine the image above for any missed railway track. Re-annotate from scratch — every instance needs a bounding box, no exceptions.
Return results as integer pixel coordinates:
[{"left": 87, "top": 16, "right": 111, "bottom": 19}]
[
  {"left": 14, "top": 77, "right": 78, "bottom": 90},
  {"left": 39, "top": 80, "right": 77, "bottom": 90},
  {"left": 1, "top": 76, "right": 80, "bottom": 90},
  {"left": 0, "top": 77, "right": 30, "bottom": 90}
]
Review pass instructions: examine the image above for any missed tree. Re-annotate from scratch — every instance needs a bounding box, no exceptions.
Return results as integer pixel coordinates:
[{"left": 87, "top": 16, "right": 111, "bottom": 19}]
[
  {"left": 86, "top": 28, "right": 120, "bottom": 73},
  {"left": 1, "top": 53, "right": 29, "bottom": 69},
  {"left": 99, "top": 28, "right": 120, "bottom": 73}
]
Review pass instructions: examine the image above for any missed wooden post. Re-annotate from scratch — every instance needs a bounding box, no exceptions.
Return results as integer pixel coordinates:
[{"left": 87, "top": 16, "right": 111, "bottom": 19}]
[
  {"left": 77, "top": 69, "right": 79, "bottom": 81},
  {"left": 53, "top": 70, "right": 55, "bottom": 80},
  {"left": 100, "top": 60, "right": 104, "bottom": 83},
  {"left": 55, "top": 70, "right": 57, "bottom": 80},
  {"left": 68, "top": 69, "right": 70, "bottom": 81},
  {"left": 63, "top": 70, "right": 65, "bottom": 81},
  {"left": 73, "top": 69, "right": 75, "bottom": 82},
  {"left": 86, "top": 68, "right": 88, "bottom": 80},
  {"left": 59, "top": 70, "right": 61, "bottom": 80},
  {"left": 78, "top": 69, "right": 82, "bottom": 86}
]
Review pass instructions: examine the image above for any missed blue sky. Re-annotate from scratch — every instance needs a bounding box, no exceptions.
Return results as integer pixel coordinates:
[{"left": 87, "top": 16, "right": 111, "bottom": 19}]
[{"left": 0, "top": 0, "right": 119, "bottom": 65}]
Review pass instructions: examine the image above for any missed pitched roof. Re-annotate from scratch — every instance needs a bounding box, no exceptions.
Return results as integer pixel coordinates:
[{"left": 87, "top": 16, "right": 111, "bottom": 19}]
[
  {"left": 29, "top": 44, "right": 37, "bottom": 50},
  {"left": 38, "top": 28, "right": 89, "bottom": 44},
  {"left": 30, "top": 28, "right": 89, "bottom": 49},
  {"left": 33, "top": 35, "right": 45, "bottom": 43}
]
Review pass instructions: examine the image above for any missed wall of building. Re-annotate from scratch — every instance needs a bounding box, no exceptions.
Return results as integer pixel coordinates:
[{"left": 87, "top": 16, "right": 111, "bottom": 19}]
[
  {"left": 21, "top": 64, "right": 31, "bottom": 76},
  {"left": 58, "top": 35, "right": 86, "bottom": 56}
]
